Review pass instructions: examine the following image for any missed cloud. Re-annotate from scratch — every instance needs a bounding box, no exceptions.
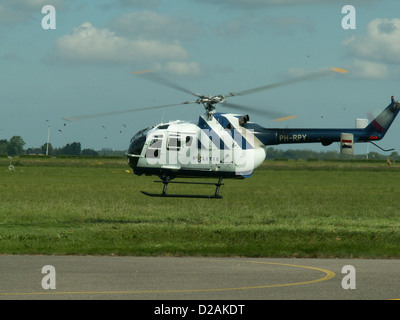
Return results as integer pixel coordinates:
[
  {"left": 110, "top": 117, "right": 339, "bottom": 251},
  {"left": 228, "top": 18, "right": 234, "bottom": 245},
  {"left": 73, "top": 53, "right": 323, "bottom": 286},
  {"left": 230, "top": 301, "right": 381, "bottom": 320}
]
[
  {"left": 51, "top": 13, "right": 203, "bottom": 76},
  {"left": 348, "top": 59, "right": 389, "bottom": 80},
  {"left": 341, "top": 18, "right": 400, "bottom": 80},
  {"left": 214, "top": 15, "right": 313, "bottom": 37},
  {"left": 343, "top": 18, "right": 400, "bottom": 64},
  {"left": 8, "top": 0, "right": 64, "bottom": 10},
  {"left": 53, "top": 22, "right": 189, "bottom": 64},
  {"left": 196, "top": 0, "right": 306, "bottom": 8},
  {"left": 116, "top": 0, "right": 160, "bottom": 8},
  {"left": 0, "top": 0, "right": 65, "bottom": 24},
  {"left": 154, "top": 61, "right": 203, "bottom": 76},
  {"left": 0, "top": 3, "right": 30, "bottom": 24},
  {"left": 99, "top": 0, "right": 160, "bottom": 10},
  {"left": 111, "top": 10, "right": 201, "bottom": 41},
  {"left": 195, "top": 0, "right": 365, "bottom": 9}
]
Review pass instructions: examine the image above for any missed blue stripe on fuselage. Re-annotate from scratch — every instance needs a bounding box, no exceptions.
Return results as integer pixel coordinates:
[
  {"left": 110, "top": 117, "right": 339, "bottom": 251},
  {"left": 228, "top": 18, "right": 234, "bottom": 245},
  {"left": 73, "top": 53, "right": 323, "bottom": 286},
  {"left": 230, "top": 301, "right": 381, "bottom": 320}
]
[
  {"left": 198, "top": 116, "right": 228, "bottom": 150},
  {"left": 212, "top": 113, "right": 254, "bottom": 150}
]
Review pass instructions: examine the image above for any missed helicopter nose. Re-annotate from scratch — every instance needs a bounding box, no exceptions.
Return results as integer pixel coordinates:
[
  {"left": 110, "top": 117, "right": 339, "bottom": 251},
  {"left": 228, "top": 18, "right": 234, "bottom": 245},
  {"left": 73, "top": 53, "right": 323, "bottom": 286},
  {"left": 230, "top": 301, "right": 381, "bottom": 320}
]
[
  {"left": 128, "top": 136, "right": 146, "bottom": 156},
  {"left": 127, "top": 134, "right": 146, "bottom": 170}
]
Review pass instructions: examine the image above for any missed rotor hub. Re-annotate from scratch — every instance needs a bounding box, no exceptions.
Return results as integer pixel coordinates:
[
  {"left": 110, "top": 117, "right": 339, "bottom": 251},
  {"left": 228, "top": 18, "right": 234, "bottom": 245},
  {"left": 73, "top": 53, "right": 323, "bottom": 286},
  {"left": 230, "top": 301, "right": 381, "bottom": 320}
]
[{"left": 196, "top": 95, "right": 226, "bottom": 117}]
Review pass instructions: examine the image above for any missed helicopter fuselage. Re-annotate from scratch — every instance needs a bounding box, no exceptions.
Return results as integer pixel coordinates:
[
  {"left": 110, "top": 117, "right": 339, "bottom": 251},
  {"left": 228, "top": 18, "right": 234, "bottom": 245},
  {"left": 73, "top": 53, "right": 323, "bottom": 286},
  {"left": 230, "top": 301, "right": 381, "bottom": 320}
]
[
  {"left": 127, "top": 112, "right": 266, "bottom": 180},
  {"left": 64, "top": 68, "right": 399, "bottom": 198},
  {"left": 127, "top": 97, "right": 400, "bottom": 183}
]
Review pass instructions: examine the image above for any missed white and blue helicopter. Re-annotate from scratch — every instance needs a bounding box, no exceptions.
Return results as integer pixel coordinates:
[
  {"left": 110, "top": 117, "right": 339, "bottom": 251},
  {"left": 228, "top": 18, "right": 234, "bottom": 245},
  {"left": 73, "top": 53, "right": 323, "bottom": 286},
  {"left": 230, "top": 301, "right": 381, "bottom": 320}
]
[{"left": 65, "top": 68, "right": 400, "bottom": 198}]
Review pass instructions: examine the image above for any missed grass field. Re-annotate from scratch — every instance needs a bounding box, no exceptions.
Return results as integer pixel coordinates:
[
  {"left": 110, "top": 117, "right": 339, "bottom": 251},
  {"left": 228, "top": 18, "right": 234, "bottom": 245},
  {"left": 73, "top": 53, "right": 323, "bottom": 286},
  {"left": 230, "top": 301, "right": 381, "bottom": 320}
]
[{"left": 1, "top": 157, "right": 400, "bottom": 258}]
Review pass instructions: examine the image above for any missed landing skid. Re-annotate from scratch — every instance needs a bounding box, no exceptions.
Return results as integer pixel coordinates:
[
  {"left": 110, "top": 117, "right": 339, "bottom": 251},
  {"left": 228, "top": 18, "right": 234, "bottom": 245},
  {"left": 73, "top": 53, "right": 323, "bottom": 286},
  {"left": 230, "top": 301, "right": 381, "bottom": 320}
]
[{"left": 141, "top": 177, "right": 224, "bottom": 199}]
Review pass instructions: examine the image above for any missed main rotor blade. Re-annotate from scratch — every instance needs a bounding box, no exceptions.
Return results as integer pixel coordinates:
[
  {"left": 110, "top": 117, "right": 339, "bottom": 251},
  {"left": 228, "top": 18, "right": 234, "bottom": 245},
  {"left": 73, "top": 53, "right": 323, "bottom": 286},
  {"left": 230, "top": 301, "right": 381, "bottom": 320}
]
[
  {"left": 221, "top": 102, "right": 297, "bottom": 121},
  {"left": 132, "top": 70, "right": 202, "bottom": 98},
  {"left": 225, "top": 67, "right": 348, "bottom": 97},
  {"left": 63, "top": 101, "right": 195, "bottom": 121}
]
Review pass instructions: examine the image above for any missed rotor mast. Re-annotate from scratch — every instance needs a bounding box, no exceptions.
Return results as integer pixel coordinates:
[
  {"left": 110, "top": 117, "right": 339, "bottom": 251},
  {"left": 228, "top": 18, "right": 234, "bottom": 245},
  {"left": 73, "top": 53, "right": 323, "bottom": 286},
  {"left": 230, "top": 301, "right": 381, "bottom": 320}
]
[{"left": 196, "top": 94, "right": 226, "bottom": 119}]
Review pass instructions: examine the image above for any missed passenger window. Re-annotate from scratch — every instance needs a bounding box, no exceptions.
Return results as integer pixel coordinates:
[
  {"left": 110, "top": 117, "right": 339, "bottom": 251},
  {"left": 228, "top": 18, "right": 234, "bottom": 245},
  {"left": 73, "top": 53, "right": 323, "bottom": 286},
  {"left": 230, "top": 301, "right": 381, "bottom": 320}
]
[
  {"left": 185, "top": 136, "right": 192, "bottom": 146},
  {"left": 167, "top": 136, "right": 181, "bottom": 151}
]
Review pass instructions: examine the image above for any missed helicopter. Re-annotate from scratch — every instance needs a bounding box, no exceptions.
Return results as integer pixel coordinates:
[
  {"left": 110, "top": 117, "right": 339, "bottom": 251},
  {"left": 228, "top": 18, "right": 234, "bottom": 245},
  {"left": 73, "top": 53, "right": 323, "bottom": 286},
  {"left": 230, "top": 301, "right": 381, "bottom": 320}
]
[{"left": 64, "top": 68, "right": 400, "bottom": 198}]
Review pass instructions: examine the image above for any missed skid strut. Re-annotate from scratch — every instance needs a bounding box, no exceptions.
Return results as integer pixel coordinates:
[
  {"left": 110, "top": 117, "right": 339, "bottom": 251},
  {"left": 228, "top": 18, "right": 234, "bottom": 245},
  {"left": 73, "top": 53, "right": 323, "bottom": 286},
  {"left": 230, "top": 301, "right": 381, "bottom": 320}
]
[{"left": 141, "top": 177, "right": 224, "bottom": 199}]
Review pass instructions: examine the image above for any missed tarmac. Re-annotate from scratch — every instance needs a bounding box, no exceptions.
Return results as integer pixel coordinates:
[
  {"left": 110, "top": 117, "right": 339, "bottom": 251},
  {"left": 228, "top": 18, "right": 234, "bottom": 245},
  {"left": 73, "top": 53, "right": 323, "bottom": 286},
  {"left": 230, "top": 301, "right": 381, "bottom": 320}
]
[{"left": 1, "top": 255, "right": 399, "bottom": 300}]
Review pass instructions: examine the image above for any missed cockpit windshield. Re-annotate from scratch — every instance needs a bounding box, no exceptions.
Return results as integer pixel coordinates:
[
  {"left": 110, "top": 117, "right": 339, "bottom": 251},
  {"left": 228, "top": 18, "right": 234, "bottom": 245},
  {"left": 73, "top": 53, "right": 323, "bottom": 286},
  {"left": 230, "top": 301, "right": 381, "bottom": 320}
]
[
  {"left": 130, "top": 126, "right": 152, "bottom": 143},
  {"left": 127, "top": 126, "right": 153, "bottom": 157}
]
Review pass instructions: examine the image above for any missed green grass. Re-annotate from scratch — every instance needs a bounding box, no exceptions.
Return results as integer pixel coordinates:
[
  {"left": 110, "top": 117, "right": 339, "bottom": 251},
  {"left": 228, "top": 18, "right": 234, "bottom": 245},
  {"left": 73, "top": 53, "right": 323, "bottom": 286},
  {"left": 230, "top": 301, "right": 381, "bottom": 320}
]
[{"left": 1, "top": 158, "right": 400, "bottom": 257}]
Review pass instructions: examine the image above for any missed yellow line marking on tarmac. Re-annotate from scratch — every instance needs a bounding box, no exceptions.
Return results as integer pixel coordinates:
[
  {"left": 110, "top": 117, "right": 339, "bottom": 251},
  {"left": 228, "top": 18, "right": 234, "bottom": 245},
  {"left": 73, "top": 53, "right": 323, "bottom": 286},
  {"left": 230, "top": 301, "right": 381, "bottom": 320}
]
[{"left": 0, "top": 260, "right": 335, "bottom": 297}]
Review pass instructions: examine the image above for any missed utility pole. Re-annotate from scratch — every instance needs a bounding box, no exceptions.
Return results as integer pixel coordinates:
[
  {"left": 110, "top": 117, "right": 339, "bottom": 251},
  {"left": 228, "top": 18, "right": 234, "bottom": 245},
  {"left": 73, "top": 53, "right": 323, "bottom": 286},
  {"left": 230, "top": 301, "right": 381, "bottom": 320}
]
[{"left": 46, "top": 125, "right": 51, "bottom": 156}]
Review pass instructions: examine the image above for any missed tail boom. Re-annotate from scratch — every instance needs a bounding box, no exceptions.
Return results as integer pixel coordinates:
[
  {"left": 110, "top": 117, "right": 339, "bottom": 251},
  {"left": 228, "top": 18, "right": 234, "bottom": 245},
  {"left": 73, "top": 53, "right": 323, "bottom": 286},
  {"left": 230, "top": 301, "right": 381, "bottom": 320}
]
[{"left": 249, "top": 96, "right": 400, "bottom": 148}]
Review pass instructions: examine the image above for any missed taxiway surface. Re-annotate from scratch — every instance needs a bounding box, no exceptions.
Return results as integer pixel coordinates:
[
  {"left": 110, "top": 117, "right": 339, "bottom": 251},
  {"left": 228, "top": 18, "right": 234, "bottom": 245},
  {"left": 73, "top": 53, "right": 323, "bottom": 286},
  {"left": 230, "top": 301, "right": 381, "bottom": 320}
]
[{"left": 0, "top": 256, "right": 398, "bottom": 300}]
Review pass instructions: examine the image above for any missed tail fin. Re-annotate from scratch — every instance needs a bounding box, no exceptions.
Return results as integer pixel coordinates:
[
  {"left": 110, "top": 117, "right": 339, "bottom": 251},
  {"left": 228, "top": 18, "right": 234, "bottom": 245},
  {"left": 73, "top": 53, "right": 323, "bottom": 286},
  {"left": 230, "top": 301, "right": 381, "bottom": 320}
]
[{"left": 365, "top": 96, "right": 400, "bottom": 139}]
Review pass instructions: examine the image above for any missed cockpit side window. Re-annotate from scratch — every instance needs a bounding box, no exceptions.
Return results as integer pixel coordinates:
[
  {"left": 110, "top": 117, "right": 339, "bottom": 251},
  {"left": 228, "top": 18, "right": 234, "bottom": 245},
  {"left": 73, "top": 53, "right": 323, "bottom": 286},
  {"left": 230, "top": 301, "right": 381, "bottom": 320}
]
[
  {"left": 149, "top": 136, "right": 162, "bottom": 148},
  {"left": 146, "top": 134, "right": 163, "bottom": 159}
]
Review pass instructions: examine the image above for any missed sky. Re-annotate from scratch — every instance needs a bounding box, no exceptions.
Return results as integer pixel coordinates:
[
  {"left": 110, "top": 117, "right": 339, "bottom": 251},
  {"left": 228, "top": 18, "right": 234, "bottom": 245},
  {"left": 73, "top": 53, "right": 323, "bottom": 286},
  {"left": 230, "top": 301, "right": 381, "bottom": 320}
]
[{"left": 1, "top": 0, "right": 400, "bottom": 154}]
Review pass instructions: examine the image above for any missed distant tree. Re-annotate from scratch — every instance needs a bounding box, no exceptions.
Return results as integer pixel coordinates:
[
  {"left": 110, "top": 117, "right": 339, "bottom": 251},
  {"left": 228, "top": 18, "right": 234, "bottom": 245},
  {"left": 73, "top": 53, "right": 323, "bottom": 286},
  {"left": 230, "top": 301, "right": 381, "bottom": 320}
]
[
  {"left": 41, "top": 142, "right": 53, "bottom": 155},
  {"left": 321, "top": 151, "right": 340, "bottom": 160},
  {"left": 282, "top": 149, "right": 298, "bottom": 160},
  {"left": 265, "top": 147, "right": 282, "bottom": 159},
  {"left": 59, "top": 142, "right": 81, "bottom": 155},
  {"left": 81, "top": 148, "right": 99, "bottom": 156},
  {"left": 389, "top": 151, "right": 400, "bottom": 160},
  {"left": 25, "top": 147, "right": 42, "bottom": 155},
  {"left": 0, "top": 139, "right": 7, "bottom": 155},
  {"left": 6, "top": 136, "right": 25, "bottom": 156},
  {"left": 367, "top": 152, "right": 386, "bottom": 160}
]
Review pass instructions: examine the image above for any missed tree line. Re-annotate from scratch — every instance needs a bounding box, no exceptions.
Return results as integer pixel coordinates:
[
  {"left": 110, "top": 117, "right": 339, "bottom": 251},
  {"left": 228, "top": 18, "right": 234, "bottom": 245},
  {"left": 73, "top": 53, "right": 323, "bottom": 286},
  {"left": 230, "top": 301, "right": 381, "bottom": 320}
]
[
  {"left": 0, "top": 136, "right": 98, "bottom": 156},
  {"left": 0, "top": 136, "right": 26, "bottom": 156},
  {"left": 1, "top": 135, "right": 399, "bottom": 160},
  {"left": 265, "top": 147, "right": 400, "bottom": 161}
]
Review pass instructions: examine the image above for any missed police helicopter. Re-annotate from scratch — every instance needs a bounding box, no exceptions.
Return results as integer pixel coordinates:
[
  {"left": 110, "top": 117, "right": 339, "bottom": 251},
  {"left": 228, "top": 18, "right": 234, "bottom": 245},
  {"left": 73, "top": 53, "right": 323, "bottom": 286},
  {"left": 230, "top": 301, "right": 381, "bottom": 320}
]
[{"left": 64, "top": 68, "right": 400, "bottom": 198}]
